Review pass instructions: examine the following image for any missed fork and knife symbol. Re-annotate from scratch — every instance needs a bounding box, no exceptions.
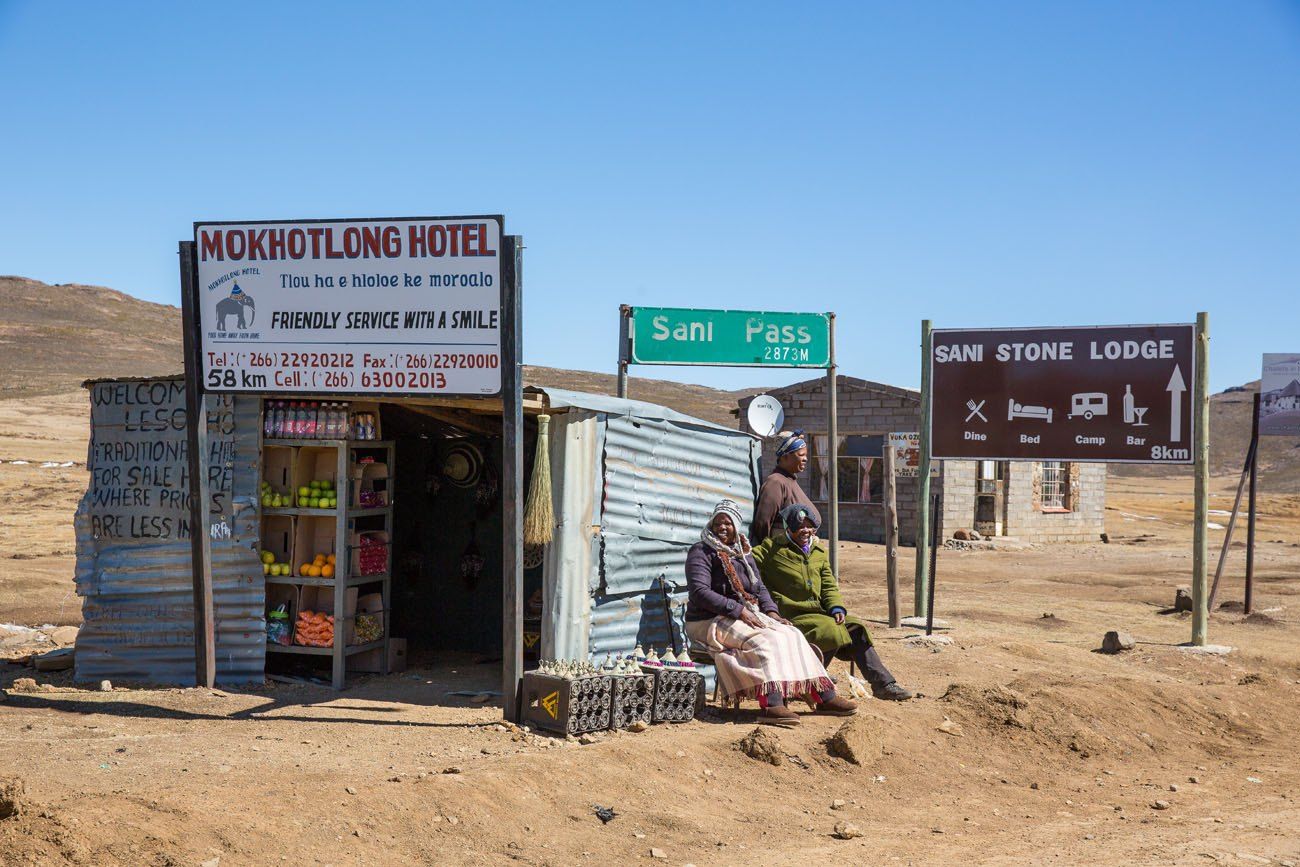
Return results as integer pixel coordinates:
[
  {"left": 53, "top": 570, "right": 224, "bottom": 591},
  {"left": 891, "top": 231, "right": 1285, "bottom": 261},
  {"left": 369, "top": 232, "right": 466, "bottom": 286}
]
[{"left": 965, "top": 399, "right": 987, "bottom": 423}]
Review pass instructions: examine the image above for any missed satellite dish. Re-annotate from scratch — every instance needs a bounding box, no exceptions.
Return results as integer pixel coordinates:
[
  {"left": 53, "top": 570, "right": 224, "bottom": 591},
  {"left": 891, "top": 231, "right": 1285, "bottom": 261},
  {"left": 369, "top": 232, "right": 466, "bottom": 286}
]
[{"left": 746, "top": 395, "right": 785, "bottom": 437}]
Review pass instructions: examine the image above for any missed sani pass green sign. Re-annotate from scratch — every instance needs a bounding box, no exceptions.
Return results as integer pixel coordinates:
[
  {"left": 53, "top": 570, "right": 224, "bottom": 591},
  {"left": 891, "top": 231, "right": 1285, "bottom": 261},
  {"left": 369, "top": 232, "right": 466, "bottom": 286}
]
[{"left": 627, "top": 307, "right": 831, "bottom": 368}]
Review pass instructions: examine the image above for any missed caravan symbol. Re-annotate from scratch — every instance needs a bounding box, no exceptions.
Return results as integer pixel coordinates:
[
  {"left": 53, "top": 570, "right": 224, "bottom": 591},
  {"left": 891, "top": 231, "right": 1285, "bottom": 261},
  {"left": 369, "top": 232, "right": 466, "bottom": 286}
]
[{"left": 1068, "top": 392, "right": 1108, "bottom": 420}]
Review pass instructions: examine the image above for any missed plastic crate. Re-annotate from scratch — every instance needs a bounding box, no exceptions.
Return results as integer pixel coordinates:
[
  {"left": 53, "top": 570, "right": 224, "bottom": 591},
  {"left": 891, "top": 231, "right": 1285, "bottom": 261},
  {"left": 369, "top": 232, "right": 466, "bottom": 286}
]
[
  {"left": 652, "top": 668, "right": 704, "bottom": 723},
  {"left": 522, "top": 672, "right": 612, "bottom": 735},
  {"left": 611, "top": 673, "right": 655, "bottom": 729}
]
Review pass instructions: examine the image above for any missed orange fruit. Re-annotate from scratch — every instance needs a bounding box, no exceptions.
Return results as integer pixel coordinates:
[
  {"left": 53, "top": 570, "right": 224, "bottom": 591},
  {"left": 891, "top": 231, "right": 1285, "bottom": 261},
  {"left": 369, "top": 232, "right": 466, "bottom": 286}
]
[
  {"left": 313, "top": 554, "right": 326, "bottom": 566},
  {"left": 306, "top": 565, "right": 322, "bottom": 578},
  {"left": 298, "top": 563, "right": 311, "bottom": 577},
  {"left": 326, "top": 553, "right": 336, "bottom": 565},
  {"left": 321, "top": 564, "right": 334, "bottom": 578}
]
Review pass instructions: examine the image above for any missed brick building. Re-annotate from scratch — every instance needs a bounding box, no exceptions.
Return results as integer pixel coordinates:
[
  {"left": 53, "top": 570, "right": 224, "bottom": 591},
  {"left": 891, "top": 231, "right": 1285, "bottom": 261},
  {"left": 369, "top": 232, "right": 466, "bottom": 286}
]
[{"left": 736, "top": 376, "right": 1106, "bottom": 545}]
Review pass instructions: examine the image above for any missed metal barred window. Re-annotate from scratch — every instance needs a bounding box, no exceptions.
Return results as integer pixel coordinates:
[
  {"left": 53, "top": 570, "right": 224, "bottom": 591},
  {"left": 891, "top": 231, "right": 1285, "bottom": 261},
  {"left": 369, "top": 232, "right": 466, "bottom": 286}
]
[{"left": 1040, "top": 461, "right": 1066, "bottom": 510}]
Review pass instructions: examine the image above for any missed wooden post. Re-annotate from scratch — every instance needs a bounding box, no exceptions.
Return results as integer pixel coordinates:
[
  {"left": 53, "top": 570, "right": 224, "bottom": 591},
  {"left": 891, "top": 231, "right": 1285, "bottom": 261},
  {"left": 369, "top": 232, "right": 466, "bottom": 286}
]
[
  {"left": 1191, "top": 312, "right": 1210, "bottom": 646},
  {"left": 925, "top": 493, "right": 939, "bottom": 636},
  {"left": 501, "top": 236, "right": 525, "bottom": 720},
  {"left": 1245, "top": 392, "right": 1260, "bottom": 615},
  {"left": 178, "top": 241, "right": 216, "bottom": 688},
  {"left": 882, "top": 441, "right": 900, "bottom": 628},
  {"left": 827, "top": 313, "right": 839, "bottom": 579},
  {"left": 915, "top": 319, "right": 934, "bottom": 618}
]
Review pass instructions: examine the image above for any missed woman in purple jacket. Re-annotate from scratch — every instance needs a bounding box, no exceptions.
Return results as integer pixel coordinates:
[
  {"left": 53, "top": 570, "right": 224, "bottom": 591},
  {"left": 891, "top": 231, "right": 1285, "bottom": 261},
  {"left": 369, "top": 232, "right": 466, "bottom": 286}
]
[{"left": 684, "top": 498, "right": 857, "bottom": 727}]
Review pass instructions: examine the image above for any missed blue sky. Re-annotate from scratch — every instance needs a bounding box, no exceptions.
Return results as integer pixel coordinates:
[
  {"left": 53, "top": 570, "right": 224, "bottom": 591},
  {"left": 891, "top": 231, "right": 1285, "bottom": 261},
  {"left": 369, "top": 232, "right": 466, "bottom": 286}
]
[{"left": 2, "top": 2, "right": 1297, "bottom": 393}]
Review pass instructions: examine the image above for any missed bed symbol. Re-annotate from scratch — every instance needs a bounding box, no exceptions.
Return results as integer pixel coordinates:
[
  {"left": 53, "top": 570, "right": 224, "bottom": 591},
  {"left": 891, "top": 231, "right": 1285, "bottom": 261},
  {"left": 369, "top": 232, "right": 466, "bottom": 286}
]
[
  {"left": 1008, "top": 399, "right": 1053, "bottom": 423},
  {"left": 1068, "top": 392, "right": 1108, "bottom": 420}
]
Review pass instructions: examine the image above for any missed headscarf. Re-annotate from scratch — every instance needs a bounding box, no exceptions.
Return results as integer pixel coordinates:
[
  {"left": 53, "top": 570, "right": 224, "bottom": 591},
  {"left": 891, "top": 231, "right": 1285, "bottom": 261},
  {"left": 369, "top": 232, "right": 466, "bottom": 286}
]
[
  {"left": 779, "top": 502, "right": 819, "bottom": 555},
  {"left": 775, "top": 429, "right": 807, "bottom": 459},
  {"left": 700, "top": 499, "right": 762, "bottom": 609}
]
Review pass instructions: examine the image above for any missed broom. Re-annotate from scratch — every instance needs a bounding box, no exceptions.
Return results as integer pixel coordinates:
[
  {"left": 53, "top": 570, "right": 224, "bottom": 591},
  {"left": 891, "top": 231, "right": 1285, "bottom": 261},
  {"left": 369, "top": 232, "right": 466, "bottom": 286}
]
[{"left": 523, "top": 414, "right": 554, "bottom": 547}]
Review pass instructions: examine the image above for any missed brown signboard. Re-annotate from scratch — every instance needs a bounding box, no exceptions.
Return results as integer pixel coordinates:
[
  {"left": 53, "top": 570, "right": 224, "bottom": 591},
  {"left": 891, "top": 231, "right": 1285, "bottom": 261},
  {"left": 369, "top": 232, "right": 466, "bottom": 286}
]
[{"left": 930, "top": 324, "right": 1195, "bottom": 463}]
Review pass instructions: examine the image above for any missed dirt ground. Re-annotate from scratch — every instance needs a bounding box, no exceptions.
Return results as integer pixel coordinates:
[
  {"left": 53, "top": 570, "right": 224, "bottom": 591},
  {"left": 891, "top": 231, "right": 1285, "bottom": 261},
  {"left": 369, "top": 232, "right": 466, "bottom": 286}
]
[{"left": 1, "top": 393, "right": 1298, "bottom": 866}]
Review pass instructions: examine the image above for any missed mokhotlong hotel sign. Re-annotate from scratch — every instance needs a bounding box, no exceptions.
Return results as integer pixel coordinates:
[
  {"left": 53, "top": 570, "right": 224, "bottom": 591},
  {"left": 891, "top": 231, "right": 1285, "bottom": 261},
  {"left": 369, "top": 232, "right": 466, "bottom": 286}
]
[{"left": 193, "top": 216, "right": 503, "bottom": 396}]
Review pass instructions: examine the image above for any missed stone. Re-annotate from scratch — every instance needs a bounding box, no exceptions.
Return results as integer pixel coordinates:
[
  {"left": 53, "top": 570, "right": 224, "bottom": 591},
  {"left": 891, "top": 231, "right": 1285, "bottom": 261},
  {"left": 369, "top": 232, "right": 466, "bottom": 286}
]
[
  {"left": 649, "top": 848, "right": 668, "bottom": 859},
  {"left": 826, "top": 716, "right": 884, "bottom": 766},
  {"left": 442, "top": 766, "right": 462, "bottom": 774},
  {"left": 1150, "top": 800, "right": 1170, "bottom": 810},
  {"left": 1168, "top": 784, "right": 1179, "bottom": 792},
  {"left": 737, "top": 727, "right": 784, "bottom": 766},
  {"left": 830, "top": 799, "right": 846, "bottom": 810},
  {"left": 953, "top": 529, "right": 973, "bottom": 541},
  {"left": 1179, "top": 644, "right": 1233, "bottom": 656},
  {"left": 1100, "top": 631, "right": 1135, "bottom": 654},
  {"left": 578, "top": 733, "right": 600, "bottom": 745},
  {"left": 10, "top": 678, "right": 39, "bottom": 693},
  {"left": 628, "top": 720, "right": 649, "bottom": 733},
  {"left": 936, "top": 718, "right": 964, "bottom": 737},
  {"left": 345, "top": 786, "right": 357, "bottom": 794},
  {"left": 1174, "top": 586, "right": 1193, "bottom": 612},
  {"left": 833, "top": 822, "right": 863, "bottom": 840},
  {"left": 969, "top": 529, "right": 983, "bottom": 541},
  {"left": 44, "top": 626, "right": 79, "bottom": 646},
  {"left": 99, "top": 680, "right": 113, "bottom": 692}
]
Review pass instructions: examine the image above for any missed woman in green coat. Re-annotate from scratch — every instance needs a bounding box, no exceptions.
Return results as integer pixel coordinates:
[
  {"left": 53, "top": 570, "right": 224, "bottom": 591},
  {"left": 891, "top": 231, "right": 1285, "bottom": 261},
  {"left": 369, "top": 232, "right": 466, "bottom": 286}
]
[{"left": 752, "top": 503, "right": 912, "bottom": 700}]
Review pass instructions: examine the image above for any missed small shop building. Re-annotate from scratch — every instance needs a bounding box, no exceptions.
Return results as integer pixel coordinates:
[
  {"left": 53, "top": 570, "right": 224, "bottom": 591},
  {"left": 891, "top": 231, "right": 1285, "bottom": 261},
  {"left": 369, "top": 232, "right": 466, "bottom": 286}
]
[
  {"left": 736, "top": 375, "right": 1106, "bottom": 545},
  {"left": 75, "top": 375, "right": 758, "bottom": 688}
]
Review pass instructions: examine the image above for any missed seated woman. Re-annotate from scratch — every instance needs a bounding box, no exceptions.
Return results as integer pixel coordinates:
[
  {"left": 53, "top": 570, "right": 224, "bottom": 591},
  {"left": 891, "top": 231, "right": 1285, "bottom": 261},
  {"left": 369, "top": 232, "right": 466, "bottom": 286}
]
[
  {"left": 753, "top": 504, "right": 912, "bottom": 701},
  {"left": 685, "top": 499, "right": 859, "bottom": 727}
]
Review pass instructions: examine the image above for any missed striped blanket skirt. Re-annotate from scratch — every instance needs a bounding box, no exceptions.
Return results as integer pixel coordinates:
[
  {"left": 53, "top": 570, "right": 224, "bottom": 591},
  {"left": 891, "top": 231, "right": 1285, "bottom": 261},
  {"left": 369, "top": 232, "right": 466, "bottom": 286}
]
[{"left": 685, "top": 605, "right": 833, "bottom": 702}]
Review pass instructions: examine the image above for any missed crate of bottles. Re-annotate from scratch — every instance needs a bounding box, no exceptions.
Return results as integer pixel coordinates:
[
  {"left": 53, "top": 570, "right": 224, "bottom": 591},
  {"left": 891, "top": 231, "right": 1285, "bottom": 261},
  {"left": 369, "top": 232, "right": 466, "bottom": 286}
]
[
  {"left": 610, "top": 673, "right": 655, "bottom": 729},
  {"left": 522, "top": 671, "right": 612, "bottom": 736},
  {"left": 651, "top": 668, "right": 704, "bottom": 723}
]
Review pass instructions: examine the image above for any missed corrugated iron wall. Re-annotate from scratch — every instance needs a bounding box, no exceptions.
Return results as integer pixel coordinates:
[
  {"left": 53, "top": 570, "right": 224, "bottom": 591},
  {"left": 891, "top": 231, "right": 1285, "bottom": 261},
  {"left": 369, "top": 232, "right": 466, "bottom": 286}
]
[
  {"left": 588, "top": 415, "right": 759, "bottom": 671},
  {"left": 74, "top": 379, "right": 264, "bottom": 685}
]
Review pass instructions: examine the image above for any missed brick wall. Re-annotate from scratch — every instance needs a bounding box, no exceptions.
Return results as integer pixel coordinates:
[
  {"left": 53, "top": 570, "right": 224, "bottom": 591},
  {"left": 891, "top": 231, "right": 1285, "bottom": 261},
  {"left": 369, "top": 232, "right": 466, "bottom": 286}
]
[{"left": 1003, "top": 461, "right": 1106, "bottom": 542}]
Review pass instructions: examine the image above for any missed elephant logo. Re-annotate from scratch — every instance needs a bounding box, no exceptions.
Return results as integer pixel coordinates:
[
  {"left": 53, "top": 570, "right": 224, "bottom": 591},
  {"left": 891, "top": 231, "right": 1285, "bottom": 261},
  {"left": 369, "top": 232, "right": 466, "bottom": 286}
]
[{"left": 215, "top": 283, "right": 256, "bottom": 330}]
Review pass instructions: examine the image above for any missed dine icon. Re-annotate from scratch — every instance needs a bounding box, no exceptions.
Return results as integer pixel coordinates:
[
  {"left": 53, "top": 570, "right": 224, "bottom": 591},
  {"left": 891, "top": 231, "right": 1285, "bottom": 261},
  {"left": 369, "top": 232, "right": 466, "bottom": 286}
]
[{"left": 1008, "top": 399, "right": 1053, "bottom": 423}]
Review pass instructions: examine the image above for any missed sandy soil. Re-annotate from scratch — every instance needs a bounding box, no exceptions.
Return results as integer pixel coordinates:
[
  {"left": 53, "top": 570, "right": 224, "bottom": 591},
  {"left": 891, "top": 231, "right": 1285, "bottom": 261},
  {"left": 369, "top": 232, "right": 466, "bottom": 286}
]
[{"left": 1, "top": 392, "right": 1298, "bottom": 866}]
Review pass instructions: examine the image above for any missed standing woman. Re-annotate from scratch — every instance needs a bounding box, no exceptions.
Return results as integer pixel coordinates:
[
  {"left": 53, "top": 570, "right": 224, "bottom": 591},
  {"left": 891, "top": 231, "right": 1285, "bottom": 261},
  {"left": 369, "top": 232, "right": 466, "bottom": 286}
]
[
  {"left": 750, "top": 429, "right": 821, "bottom": 544},
  {"left": 685, "top": 499, "right": 857, "bottom": 727}
]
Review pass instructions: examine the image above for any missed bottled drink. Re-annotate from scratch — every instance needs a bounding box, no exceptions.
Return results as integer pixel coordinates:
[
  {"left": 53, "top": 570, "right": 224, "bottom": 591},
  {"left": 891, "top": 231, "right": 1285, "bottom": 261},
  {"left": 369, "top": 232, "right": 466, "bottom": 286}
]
[
  {"left": 306, "top": 402, "right": 319, "bottom": 439},
  {"left": 263, "top": 401, "right": 274, "bottom": 438}
]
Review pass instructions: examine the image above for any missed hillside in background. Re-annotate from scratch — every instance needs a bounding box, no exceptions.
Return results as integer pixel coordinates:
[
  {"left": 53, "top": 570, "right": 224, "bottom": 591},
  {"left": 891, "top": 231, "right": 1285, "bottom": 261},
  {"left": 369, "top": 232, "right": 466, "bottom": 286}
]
[{"left": 0, "top": 276, "right": 184, "bottom": 396}]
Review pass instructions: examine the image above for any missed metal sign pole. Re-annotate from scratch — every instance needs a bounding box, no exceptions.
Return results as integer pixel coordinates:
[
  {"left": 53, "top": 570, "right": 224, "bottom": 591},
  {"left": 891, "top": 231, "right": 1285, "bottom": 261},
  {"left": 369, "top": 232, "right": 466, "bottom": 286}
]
[
  {"left": 1191, "top": 311, "right": 1210, "bottom": 646},
  {"left": 502, "top": 236, "right": 525, "bottom": 720},
  {"left": 827, "top": 313, "right": 839, "bottom": 578},
  {"left": 617, "top": 305, "right": 631, "bottom": 399},
  {"left": 178, "top": 241, "right": 215, "bottom": 688},
  {"left": 915, "top": 319, "right": 934, "bottom": 618}
]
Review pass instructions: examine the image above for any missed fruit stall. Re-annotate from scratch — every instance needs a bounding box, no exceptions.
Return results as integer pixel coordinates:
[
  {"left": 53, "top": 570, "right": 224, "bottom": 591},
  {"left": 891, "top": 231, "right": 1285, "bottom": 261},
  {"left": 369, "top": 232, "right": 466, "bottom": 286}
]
[{"left": 74, "top": 376, "right": 760, "bottom": 696}]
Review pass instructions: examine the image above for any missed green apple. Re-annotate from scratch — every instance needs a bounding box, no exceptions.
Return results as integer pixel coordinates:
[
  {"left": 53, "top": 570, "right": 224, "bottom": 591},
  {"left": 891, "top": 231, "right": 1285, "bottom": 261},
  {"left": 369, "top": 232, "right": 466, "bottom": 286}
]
[
  {"left": 261, "top": 494, "right": 272, "bottom": 508},
  {"left": 298, "top": 486, "right": 311, "bottom": 498},
  {"left": 262, "top": 562, "right": 271, "bottom": 576},
  {"left": 260, "top": 550, "right": 275, "bottom": 565}
]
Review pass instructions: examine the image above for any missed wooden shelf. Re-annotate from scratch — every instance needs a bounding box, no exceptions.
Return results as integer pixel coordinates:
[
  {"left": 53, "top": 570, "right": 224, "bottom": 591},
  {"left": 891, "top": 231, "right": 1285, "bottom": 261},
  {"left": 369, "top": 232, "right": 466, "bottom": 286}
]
[
  {"left": 259, "top": 428, "right": 395, "bottom": 689},
  {"left": 264, "top": 507, "right": 340, "bottom": 517},
  {"left": 266, "top": 639, "right": 386, "bottom": 657}
]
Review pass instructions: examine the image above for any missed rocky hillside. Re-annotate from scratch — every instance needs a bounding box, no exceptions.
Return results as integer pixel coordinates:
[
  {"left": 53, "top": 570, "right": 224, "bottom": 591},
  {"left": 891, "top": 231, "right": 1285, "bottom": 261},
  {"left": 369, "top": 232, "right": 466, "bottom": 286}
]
[{"left": 0, "top": 276, "right": 184, "bottom": 397}]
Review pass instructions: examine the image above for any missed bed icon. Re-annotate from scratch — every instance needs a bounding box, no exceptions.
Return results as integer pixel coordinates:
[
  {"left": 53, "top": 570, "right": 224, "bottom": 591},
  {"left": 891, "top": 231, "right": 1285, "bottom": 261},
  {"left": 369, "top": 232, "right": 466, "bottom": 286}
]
[
  {"left": 1068, "top": 392, "right": 1108, "bottom": 420},
  {"left": 1008, "top": 399, "right": 1053, "bottom": 423}
]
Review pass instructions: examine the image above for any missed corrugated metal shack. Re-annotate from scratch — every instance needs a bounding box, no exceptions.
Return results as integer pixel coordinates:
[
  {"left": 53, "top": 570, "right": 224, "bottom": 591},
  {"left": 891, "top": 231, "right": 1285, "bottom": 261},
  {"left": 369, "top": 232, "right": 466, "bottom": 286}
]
[{"left": 74, "top": 377, "right": 758, "bottom": 687}]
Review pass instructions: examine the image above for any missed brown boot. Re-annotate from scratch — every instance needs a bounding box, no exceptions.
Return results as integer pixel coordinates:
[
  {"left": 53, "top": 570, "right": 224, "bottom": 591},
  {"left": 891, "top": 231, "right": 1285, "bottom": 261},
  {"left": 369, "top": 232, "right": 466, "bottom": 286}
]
[
  {"left": 758, "top": 705, "right": 801, "bottom": 728},
  {"left": 816, "top": 695, "right": 858, "bottom": 716}
]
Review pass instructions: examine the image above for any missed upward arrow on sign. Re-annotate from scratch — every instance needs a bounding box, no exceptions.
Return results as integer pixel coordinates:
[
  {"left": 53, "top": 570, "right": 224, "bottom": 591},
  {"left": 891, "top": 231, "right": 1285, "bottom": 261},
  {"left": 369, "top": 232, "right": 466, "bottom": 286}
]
[{"left": 1166, "top": 364, "right": 1187, "bottom": 442}]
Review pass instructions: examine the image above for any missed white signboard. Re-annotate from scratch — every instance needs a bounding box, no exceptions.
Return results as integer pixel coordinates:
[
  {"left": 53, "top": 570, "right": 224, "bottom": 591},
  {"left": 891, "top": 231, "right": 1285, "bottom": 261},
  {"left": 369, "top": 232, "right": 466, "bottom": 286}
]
[
  {"left": 1260, "top": 353, "right": 1300, "bottom": 437},
  {"left": 194, "top": 216, "right": 503, "bottom": 395},
  {"left": 888, "top": 432, "right": 937, "bottom": 477}
]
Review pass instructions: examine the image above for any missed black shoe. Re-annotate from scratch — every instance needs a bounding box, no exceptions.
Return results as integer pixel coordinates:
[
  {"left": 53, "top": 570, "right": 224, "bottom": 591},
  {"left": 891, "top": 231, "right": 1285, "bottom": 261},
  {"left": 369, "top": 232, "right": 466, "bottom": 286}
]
[{"left": 872, "top": 682, "right": 912, "bottom": 701}]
